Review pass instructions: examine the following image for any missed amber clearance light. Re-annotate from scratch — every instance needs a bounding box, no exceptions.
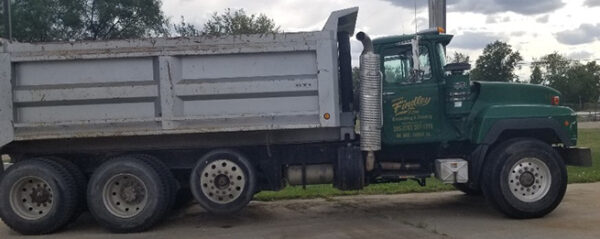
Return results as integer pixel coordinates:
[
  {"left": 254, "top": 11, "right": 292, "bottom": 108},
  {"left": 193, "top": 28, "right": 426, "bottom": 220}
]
[{"left": 551, "top": 96, "right": 560, "bottom": 105}]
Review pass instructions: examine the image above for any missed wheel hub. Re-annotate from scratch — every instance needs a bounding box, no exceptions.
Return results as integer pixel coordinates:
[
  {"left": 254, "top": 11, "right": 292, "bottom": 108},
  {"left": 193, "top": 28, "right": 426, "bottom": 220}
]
[
  {"left": 519, "top": 172, "right": 535, "bottom": 187},
  {"left": 199, "top": 159, "right": 245, "bottom": 204},
  {"left": 120, "top": 181, "right": 145, "bottom": 203},
  {"left": 215, "top": 175, "right": 230, "bottom": 189},
  {"left": 10, "top": 177, "right": 54, "bottom": 220},
  {"left": 508, "top": 157, "right": 552, "bottom": 202},
  {"left": 102, "top": 174, "right": 148, "bottom": 218},
  {"left": 30, "top": 185, "right": 52, "bottom": 205}
]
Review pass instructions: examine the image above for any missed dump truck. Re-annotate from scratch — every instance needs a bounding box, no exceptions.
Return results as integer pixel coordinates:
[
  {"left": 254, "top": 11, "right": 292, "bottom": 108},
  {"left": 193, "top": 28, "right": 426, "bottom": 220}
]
[{"left": 0, "top": 7, "right": 592, "bottom": 234}]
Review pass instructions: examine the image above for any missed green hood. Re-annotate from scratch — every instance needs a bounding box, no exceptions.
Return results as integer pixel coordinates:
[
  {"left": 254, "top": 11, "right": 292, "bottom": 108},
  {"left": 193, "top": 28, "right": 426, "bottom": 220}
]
[{"left": 473, "top": 81, "right": 561, "bottom": 105}]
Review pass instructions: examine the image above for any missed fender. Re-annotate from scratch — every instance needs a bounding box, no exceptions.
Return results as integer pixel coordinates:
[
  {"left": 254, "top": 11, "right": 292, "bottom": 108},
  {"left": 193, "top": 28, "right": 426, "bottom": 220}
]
[
  {"left": 470, "top": 104, "right": 576, "bottom": 146},
  {"left": 481, "top": 118, "right": 573, "bottom": 146}
]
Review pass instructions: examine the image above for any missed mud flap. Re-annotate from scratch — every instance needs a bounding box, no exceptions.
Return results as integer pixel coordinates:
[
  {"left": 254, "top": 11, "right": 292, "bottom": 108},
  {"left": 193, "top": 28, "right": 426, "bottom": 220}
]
[
  {"left": 334, "top": 145, "right": 364, "bottom": 190},
  {"left": 558, "top": 147, "right": 592, "bottom": 167}
]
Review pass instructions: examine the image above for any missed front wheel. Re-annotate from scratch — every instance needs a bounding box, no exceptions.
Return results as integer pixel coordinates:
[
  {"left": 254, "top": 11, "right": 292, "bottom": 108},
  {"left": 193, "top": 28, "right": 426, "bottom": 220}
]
[{"left": 482, "top": 138, "right": 567, "bottom": 218}]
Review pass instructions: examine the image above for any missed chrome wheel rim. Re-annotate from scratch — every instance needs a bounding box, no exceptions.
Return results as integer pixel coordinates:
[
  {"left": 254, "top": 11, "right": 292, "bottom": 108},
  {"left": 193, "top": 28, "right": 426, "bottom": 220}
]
[
  {"left": 199, "top": 159, "right": 245, "bottom": 204},
  {"left": 508, "top": 157, "right": 552, "bottom": 202},
  {"left": 9, "top": 177, "right": 54, "bottom": 220},
  {"left": 102, "top": 174, "right": 148, "bottom": 218}
]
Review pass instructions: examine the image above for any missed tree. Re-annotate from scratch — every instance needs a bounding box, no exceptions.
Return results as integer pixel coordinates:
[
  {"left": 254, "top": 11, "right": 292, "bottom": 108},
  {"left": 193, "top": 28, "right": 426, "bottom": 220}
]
[
  {"left": 530, "top": 65, "right": 544, "bottom": 84},
  {"left": 451, "top": 52, "right": 470, "bottom": 64},
  {"left": 83, "top": 0, "right": 167, "bottom": 40},
  {"left": 563, "top": 62, "right": 600, "bottom": 105},
  {"left": 201, "top": 8, "right": 280, "bottom": 36},
  {"left": 550, "top": 61, "right": 600, "bottom": 106},
  {"left": 534, "top": 52, "right": 600, "bottom": 107},
  {"left": 1, "top": 0, "right": 168, "bottom": 42},
  {"left": 536, "top": 53, "right": 571, "bottom": 87},
  {"left": 173, "top": 16, "right": 200, "bottom": 37},
  {"left": 1, "top": 0, "right": 85, "bottom": 42},
  {"left": 470, "top": 41, "right": 523, "bottom": 82}
]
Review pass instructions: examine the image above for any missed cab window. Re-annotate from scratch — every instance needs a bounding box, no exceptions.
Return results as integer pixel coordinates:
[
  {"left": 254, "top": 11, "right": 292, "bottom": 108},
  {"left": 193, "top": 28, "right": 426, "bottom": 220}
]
[{"left": 383, "top": 46, "right": 432, "bottom": 84}]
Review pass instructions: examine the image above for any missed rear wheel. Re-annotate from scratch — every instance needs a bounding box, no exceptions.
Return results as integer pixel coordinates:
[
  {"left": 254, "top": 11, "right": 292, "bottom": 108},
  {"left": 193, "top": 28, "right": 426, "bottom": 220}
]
[
  {"left": 131, "top": 154, "right": 178, "bottom": 211},
  {"left": 0, "top": 158, "right": 79, "bottom": 235},
  {"left": 190, "top": 149, "right": 256, "bottom": 215},
  {"left": 482, "top": 138, "right": 567, "bottom": 218},
  {"left": 87, "top": 156, "right": 170, "bottom": 232},
  {"left": 42, "top": 157, "right": 87, "bottom": 222}
]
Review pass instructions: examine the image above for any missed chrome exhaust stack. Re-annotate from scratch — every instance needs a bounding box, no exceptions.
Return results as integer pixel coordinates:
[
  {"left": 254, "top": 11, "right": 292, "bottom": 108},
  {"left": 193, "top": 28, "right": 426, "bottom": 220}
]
[{"left": 356, "top": 32, "right": 382, "bottom": 171}]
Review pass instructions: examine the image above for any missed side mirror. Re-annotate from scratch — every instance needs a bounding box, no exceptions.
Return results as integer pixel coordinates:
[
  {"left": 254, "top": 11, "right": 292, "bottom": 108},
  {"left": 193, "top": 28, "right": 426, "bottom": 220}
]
[
  {"left": 444, "top": 63, "right": 471, "bottom": 75},
  {"left": 411, "top": 36, "right": 421, "bottom": 72},
  {"left": 410, "top": 36, "right": 423, "bottom": 82}
]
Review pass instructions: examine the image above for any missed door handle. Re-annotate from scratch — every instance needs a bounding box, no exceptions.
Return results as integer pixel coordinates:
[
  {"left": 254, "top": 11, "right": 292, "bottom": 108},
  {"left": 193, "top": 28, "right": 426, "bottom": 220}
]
[{"left": 383, "top": 92, "right": 395, "bottom": 96}]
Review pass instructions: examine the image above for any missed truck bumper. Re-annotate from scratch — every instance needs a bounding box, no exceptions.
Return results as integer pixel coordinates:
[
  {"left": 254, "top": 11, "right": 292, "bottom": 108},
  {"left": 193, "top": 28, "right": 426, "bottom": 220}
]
[{"left": 558, "top": 147, "right": 592, "bottom": 167}]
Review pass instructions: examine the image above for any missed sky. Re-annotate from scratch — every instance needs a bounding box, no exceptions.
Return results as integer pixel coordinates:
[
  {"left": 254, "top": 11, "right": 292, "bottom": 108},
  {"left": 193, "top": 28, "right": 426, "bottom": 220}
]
[{"left": 162, "top": 0, "right": 600, "bottom": 81}]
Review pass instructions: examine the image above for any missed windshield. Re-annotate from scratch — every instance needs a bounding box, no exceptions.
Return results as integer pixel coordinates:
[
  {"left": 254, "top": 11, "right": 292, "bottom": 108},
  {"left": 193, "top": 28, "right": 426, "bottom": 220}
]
[{"left": 383, "top": 46, "right": 431, "bottom": 84}]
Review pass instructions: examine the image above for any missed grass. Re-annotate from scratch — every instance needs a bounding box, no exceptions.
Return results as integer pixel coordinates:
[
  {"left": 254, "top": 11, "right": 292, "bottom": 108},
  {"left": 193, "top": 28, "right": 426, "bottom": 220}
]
[
  {"left": 255, "top": 179, "right": 454, "bottom": 201},
  {"left": 567, "top": 129, "right": 600, "bottom": 183},
  {"left": 255, "top": 128, "right": 600, "bottom": 201}
]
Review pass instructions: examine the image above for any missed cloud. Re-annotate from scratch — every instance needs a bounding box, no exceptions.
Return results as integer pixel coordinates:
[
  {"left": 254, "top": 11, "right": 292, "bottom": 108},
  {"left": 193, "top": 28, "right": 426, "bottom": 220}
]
[
  {"left": 511, "top": 31, "right": 526, "bottom": 37},
  {"left": 486, "top": 15, "right": 511, "bottom": 24},
  {"left": 567, "top": 51, "right": 593, "bottom": 60},
  {"left": 536, "top": 15, "right": 549, "bottom": 23},
  {"left": 584, "top": 0, "right": 600, "bottom": 7},
  {"left": 385, "top": 0, "right": 565, "bottom": 15},
  {"left": 412, "top": 17, "right": 428, "bottom": 28},
  {"left": 385, "top": 0, "right": 428, "bottom": 9},
  {"left": 449, "top": 0, "right": 565, "bottom": 15},
  {"left": 555, "top": 23, "right": 600, "bottom": 45},
  {"left": 485, "top": 16, "right": 498, "bottom": 24},
  {"left": 449, "top": 31, "right": 507, "bottom": 50}
]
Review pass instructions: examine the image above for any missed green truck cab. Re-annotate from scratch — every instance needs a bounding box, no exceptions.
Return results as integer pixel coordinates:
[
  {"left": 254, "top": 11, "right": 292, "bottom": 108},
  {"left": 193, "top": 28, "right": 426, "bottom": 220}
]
[{"left": 367, "top": 29, "right": 591, "bottom": 218}]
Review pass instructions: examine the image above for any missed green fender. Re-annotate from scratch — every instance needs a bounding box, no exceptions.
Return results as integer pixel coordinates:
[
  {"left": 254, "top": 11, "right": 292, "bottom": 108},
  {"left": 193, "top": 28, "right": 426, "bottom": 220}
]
[{"left": 470, "top": 104, "right": 577, "bottom": 146}]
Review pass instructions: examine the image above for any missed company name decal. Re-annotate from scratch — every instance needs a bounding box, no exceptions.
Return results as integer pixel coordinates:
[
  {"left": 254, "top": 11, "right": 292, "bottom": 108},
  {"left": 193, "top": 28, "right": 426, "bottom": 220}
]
[{"left": 392, "top": 96, "right": 431, "bottom": 116}]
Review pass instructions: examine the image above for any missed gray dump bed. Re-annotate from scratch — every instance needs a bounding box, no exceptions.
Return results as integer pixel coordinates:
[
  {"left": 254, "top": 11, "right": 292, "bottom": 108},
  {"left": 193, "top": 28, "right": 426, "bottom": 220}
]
[{"left": 0, "top": 8, "right": 358, "bottom": 148}]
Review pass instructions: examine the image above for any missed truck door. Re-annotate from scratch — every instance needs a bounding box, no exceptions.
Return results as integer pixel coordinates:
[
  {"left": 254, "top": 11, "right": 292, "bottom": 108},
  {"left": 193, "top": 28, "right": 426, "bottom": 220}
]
[{"left": 381, "top": 44, "right": 442, "bottom": 144}]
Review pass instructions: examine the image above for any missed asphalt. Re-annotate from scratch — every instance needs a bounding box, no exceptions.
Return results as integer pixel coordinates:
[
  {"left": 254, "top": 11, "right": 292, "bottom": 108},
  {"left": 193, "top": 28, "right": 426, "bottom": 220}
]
[{"left": 1, "top": 182, "right": 599, "bottom": 239}]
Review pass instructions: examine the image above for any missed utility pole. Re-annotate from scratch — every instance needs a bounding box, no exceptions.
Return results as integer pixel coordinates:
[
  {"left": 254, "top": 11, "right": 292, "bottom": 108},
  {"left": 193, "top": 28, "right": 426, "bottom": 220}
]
[
  {"left": 3, "top": 0, "right": 12, "bottom": 41},
  {"left": 428, "top": 0, "right": 446, "bottom": 30}
]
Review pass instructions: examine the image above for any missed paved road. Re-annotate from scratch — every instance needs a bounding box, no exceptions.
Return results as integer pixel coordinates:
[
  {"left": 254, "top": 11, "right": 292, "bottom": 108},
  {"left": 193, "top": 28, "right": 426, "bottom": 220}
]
[{"left": 2, "top": 182, "right": 599, "bottom": 239}]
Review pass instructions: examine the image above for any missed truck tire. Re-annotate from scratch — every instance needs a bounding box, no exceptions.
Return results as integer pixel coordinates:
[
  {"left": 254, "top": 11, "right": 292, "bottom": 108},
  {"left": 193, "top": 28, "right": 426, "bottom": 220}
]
[
  {"left": 190, "top": 149, "right": 256, "bottom": 215},
  {"left": 453, "top": 183, "right": 482, "bottom": 195},
  {"left": 41, "top": 157, "right": 87, "bottom": 222},
  {"left": 131, "top": 154, "right": 178, "bottom": 211},
  {"left": 481, "top": 138, "right": 567, "bottom": 218},
  {"left": 0, "top": 158, "right": 79, "bottom": 235},
  {"left": 87, "top": 156, "right": 170, "bottom": 233}
]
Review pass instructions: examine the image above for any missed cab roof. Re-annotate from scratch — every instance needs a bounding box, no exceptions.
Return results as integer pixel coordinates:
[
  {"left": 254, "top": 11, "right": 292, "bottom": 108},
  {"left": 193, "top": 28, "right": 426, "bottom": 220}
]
[{"left": 372, "top": 33, "right": 453, "bottom": 47}]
